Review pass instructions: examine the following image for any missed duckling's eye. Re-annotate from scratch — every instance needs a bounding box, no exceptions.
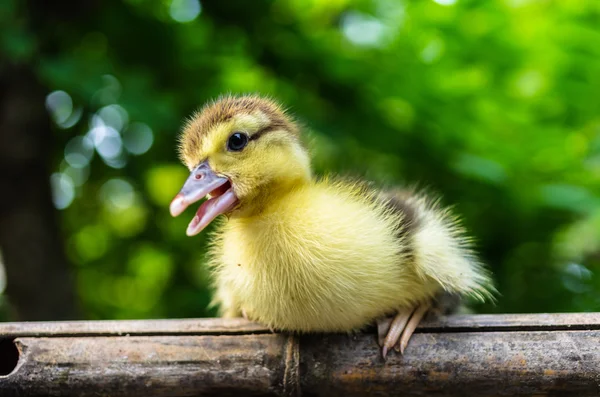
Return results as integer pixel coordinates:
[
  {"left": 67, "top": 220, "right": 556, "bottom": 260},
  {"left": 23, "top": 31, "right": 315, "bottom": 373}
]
[{"left": 227, "top": 132, "right": 249, "bottom": 152}]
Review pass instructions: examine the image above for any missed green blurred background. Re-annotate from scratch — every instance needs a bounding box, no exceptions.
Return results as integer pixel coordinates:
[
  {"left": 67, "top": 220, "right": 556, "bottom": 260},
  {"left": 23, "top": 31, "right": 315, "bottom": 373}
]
[{"left": 0, "top": 0, "right": 599, "bottom": 321}]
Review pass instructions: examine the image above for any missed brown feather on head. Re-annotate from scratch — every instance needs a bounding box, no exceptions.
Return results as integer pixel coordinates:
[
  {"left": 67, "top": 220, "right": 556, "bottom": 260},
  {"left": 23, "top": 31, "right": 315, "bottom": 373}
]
[
  {"left": 178, "top": 94, "right": 299, "bottom": 168},
  {"left": 171, "top": 94, "right": 311, "bottom": 235}
]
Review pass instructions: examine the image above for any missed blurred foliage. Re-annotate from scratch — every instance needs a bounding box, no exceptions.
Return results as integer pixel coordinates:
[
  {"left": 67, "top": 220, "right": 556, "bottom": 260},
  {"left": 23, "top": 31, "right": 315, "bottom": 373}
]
[{"left": 1, "top": 0, "right": 600, "bottom": 320}]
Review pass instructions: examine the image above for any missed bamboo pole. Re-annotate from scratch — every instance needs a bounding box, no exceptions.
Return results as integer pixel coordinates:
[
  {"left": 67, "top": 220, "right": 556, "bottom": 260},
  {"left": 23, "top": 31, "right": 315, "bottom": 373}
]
[{"left": 1, "top": 313, "right": 599, "bottom": 396}]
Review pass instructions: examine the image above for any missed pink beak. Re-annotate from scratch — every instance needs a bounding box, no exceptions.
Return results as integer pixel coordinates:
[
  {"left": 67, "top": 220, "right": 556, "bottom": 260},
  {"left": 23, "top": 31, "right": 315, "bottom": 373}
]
[{"left": 170, "top": 161, "right": 239, "bottom": 236}]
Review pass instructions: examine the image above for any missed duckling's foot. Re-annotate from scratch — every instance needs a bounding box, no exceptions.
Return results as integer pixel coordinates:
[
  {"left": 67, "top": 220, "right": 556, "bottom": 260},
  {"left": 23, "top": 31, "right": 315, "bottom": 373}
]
[{"left": 377, "top": 302, "right": 430, "bottom": 358}]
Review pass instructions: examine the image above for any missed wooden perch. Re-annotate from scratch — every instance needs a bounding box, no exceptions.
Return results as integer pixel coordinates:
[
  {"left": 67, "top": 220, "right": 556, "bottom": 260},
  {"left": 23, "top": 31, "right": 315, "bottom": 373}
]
[{"left": 1, "top": 313, "right": 600, "bottom": 396}]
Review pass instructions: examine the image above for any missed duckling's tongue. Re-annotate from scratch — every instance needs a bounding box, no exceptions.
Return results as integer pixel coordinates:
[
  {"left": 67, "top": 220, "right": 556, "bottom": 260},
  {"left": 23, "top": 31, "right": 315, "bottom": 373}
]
[{"left": 186, "top": 188, "right": 238, "bottom": 236}]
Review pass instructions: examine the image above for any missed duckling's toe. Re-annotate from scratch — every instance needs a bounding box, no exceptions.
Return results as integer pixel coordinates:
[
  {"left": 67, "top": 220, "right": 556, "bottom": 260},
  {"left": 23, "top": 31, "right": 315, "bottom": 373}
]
[
  {"left": 378, "top": 302, "right": 431, "bottom": 359},
  {"left": 395, "top": 303, "right": 430, "bottom": 354},
  {"left": 379, "top": 310, "right": 412, "bottom": 359},
  {"left": 376, "top": 316, "right": 392, "bottom": 346}
]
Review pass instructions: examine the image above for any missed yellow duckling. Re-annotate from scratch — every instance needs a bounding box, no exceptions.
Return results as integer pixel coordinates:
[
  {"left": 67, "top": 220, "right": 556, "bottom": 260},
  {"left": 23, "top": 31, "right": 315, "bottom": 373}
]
[{"left": 170, "top": 95, "right": 494, "bottom": 357}]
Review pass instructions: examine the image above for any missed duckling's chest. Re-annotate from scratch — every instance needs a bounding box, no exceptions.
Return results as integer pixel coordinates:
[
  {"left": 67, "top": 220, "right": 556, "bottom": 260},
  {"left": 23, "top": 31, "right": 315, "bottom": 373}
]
[{"left": 216, "top": 192, "right": 411, "bottom": 331}]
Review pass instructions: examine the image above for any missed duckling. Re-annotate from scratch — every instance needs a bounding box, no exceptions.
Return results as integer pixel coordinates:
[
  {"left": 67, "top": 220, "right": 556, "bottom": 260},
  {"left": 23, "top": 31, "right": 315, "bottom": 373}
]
[{"left": 170, "top": 95, "right": 494, "bottom": 357}]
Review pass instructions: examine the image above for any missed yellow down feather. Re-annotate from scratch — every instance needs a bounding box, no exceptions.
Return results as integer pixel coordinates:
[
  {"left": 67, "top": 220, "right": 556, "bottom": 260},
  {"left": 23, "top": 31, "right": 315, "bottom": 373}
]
[{"left": 178, "top": 94, "right": 494, "bottom": 333}]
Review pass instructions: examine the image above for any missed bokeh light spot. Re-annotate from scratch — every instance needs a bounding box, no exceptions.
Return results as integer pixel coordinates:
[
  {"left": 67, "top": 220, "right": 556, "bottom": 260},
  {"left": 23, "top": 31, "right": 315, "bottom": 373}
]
[
  {"left": 92, "top": 75, "right": 122, "bottom": 107},
  {"left": 561, "top": 263, "right": 592, "bottom": 293},
  {"left": 73, "top": 225, "right": 110, "bottom": 263},
  {"left": 100, "top": 179, "right": 135, "bottom": 210},
  {"left": 128, "top": 245, "right": 173, "bottom": 286},
  {"left": 88, "top": 125, "right": 123, "bottom": 160},
  {"left": 65, "top": 136, "right": 94, "bottom": 168},
  {"left": 98, "top": 104, "right": 129, "bottom": 132},
  {"left": 170, "top": 0, "right": 202, "bottom": 23},
  {"left": 453, "top": 154, "right": 507, "bottom": 185},
  {"left": 512, "top": 69, "right": 546, "bottom": 98},
  {"left": 105, "top": 203, "right": 148, "bottom": 237},
  {"left": 433, "top": 0, "right": 457, "bottom": 5},
  {"left": 341, "top": 11, "right": 385, "bottom": 48},
  {"left": 45, "top": 91, "right": 73, "bottom": 127},
  {"left": 50, "top": 173, "right": 75, "bottom": 210},
  {"left": 123, "top": 122, "right": 154, "bottom": 155},
  {"left": 61, "top": 161, "right": 91, "bottom": 187},
  {"left": 421, "top": 38, "right": 445, "bottom": 63},
  {"left": 540, "top": 184, "right": 596, "bottom": 214},
  {"left": 379, "top": 97, "right": 415, "bottom": 130},
  {"left": 146, "top": 165, "right": 188, "bottom": 205},
  {"left": 103, "top": 155, "right": 128, "bottom": 169}
]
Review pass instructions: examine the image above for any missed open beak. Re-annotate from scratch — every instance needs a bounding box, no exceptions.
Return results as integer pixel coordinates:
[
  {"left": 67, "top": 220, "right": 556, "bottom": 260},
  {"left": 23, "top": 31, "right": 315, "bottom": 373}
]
[{"left": 169, "top": 161, "right": 239, "bottom": 236}]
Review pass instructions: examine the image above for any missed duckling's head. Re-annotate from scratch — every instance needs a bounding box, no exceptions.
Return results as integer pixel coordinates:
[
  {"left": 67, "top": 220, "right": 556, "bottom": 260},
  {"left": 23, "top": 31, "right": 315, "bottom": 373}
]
[{"left": 170, "top": 95, "right": 311, "bottom": 236}]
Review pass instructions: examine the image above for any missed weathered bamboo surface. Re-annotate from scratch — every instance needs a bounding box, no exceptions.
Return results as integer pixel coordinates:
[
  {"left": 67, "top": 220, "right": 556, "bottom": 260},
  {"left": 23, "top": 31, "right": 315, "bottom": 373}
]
[{"left": 1, "top": 313, "right": 600, "bottom": 396}]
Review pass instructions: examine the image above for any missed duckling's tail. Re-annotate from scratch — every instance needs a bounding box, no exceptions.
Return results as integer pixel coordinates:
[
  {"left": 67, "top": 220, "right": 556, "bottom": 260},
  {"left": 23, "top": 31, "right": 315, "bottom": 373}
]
[{"left": 380, "top": 188, "right": 496, "bottom": 303}]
